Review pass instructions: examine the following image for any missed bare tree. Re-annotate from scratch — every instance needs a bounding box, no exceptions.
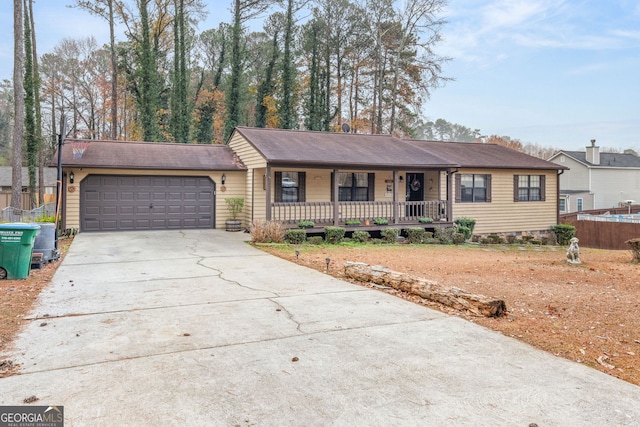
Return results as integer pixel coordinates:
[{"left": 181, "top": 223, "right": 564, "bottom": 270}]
[{"left": 73, "top": 0, "right": 120, "bottom": 140}]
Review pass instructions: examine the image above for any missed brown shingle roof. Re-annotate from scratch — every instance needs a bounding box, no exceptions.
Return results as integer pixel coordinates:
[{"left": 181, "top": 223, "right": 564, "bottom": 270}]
[
  {"left": 406, "top": 140, "right": 567, "bottom": 170},
  {"left": 233, "top": 127, "right": 457, "bottom": 169},
  {"left": 53, "top": 139, "right": 246, "bottom": 171}
]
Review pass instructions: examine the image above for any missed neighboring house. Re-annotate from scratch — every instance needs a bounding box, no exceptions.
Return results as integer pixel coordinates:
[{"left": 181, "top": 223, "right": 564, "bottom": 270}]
[
  {"left": 548, "top": 140, "right": 640, "bottom": 213},
  {"left": 57, "top": 127, "right": 566, "bottom": 235},
  {"left": 0, "top": 166, "right": 58, "bottom": 210}
]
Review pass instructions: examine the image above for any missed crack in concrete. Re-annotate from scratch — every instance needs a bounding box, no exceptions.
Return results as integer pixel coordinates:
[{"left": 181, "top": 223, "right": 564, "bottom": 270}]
[
  {"left": 12, "top": 319, "right": 436, "bottom": 376},
  {"left": 269, "top": 299, "right": 303, "bottom": 333},
  {"left": 195, "top": 257, "right": 280, "bottom": 298}
]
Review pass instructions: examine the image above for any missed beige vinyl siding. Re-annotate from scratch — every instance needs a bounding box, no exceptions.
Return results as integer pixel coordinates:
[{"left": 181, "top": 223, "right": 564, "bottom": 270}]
[
  {"left": 453, "top": 168, "right": 558, "bottom": 235},
  {"left": 65, "top": 168, "right": 239, "bottom": 230},
  {"left": 228, "top": 134, "right": 269, "bottom": 224},
  {"left": 228, "top": 133, "right": 267, "bottom": 169}
]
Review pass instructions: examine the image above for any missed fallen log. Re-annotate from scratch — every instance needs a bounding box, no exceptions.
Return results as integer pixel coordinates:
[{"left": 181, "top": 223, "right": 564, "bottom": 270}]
[{"left": 343, "top": 262, "right": 506, "bottom": 317}]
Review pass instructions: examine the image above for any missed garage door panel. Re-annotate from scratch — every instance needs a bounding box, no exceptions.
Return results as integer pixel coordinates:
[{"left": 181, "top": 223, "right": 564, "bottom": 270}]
[
  {"left": 81, "top": 175, "right": 215, "bottom": 232},
  {"left": 103, "top": 191, "right": 118, "bottom": 202},
  {"left": 101, "top": 176, "right": 119, "bottom": 187},
  {"left": 119, "top": 176, "right": 137, "bottom": 186},
  {"left": 102, "top": 206, "right": 118, "bottom": 215}
]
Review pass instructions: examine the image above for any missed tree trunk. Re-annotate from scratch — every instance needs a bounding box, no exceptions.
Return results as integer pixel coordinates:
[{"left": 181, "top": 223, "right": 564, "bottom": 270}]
[
  {"left": 11, "top": 0, "right": 24, "bottom": 209},
  {"left": 108, "top": 0, "right": 118, "bottom": 140},
  {"left": 344, "top": 262, "right": 506, "bottom": 317}
]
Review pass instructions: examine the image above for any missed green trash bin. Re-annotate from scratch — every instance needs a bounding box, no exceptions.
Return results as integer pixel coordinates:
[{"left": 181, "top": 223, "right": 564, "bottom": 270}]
[{"left": 0, "top": 223, "right": 41, "bottom": 280}]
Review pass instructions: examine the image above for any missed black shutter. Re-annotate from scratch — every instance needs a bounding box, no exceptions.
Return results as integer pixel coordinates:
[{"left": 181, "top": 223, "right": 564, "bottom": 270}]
[
  {"left": 486, "top": 175, "right": 492, "bottom": 202},
  {"left": 368, "top": 173, "right": 375, "bottom": 201},
  {"left": 455, "top": 174, "right": 461, "bottom": 203},
  {"left": 513, "top": 175, "right": 519, "bottom": 202},
  {"left": 275, "top": 171, "right": 282, "bottom": 202},
  {"left": 298, "top": 172, "right": 306, "bottom": 202},
  {"left": 330, "top": 172, "right": 335, "bottom": 202},
  {"left": 540, "top": 175, "right": 546, "bottom": 201}
]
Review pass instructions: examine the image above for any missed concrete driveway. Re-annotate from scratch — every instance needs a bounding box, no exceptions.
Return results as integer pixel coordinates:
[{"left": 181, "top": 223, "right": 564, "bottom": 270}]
[{"left": 1, "top": 230, "right": 639, "bottom": 426}]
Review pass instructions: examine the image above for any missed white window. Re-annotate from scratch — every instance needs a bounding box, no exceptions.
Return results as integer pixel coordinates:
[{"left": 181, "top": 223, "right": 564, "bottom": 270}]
[{"left": 577, "top": 198, "right": 583, "bottom": 212}]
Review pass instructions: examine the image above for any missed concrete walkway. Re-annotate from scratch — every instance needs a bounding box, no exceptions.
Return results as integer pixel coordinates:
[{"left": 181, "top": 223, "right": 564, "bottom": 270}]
[{"left": 1, "top": 230, "right": 639, "bottom": 426}]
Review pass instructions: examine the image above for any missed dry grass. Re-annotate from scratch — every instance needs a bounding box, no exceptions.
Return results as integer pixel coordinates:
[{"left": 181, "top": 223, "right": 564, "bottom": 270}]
[{"left": 261, "top": 242, "right": 640, "bottom": 386}]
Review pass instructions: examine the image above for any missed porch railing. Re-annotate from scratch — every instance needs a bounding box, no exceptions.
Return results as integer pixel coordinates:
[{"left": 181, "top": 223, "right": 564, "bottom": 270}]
[{"left": 271, "top": 200, "right": 446, "bottom": 225}]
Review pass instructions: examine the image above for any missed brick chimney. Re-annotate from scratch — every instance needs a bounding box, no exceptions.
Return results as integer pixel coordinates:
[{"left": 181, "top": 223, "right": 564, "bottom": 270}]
[{"left": 585, "top": 139, "right": 600, "bottom": 165}]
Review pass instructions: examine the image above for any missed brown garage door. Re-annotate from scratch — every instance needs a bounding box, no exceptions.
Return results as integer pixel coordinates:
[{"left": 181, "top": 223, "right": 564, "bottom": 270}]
[{"left": 80, "top": 175, "right": 215, "bottom": 232}]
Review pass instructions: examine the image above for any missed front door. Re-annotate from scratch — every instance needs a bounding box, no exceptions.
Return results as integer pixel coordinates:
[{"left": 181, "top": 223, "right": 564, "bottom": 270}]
[{"left": 406, "top": 173, "right": 424, "bottom": 217}]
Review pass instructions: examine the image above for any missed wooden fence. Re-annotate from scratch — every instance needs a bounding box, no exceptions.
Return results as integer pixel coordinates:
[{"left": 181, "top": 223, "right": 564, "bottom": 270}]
[
  {"left": 560, "top": 206, "right": 640, "bottom": 250},
  {"left": 0, "top": 192, "right": 34, "bottom": 211}
]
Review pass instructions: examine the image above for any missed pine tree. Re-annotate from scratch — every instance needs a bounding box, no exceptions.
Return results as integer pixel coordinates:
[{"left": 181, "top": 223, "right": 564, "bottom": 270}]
[{"left": 23, "top": 2, "right": 37, "bottom": 208}]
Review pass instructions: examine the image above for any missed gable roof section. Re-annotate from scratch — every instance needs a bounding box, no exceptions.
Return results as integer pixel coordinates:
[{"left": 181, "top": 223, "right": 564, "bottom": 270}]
[
  {"left": 232, "top": 127, "right": 457, "bottom": 169},
  {"left": 55, "top": 139, "right": 246, "bottom": 171},
  {"left": 559, "top": 150, "right": 640, "bottom": 168},
  {"left": 406, "top": 140, "right": 567, "bottom": 170}
]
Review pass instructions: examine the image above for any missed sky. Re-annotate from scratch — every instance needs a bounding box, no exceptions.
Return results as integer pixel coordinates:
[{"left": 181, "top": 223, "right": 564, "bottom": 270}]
[{"left": 0, "top": 0, "right": 638, "bottom": 152}]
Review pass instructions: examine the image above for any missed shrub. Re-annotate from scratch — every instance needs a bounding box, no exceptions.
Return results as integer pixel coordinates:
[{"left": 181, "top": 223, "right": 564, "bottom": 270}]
[
  {"left": 373, "top": 217, "right": 389, "bottom": 225},
  {"left": 284, "top": 229, "right": 307, "bottom": 244},
  {"left": 488, "top": 234, "right": 505, "bottom": 244},
  {"left": 452, "top": 232, "right": 466, "bottom": 245},
  {"left": 381, "top": 227, "right": 399, "bottom": 243},
  {"left": 352, "top": 230, "right": 370, "bottom": 243},
  {"left": 35, "top": 214, "right": 56, "bottom": 223},
  {"left": 307, "top": 235, "right": 324, "bottom": 245},
  {"left": 454, "top": 217, "right": 476, "bottom": 235},
  {"left": 345, "top": 219, "right": 361, "bottom": 226},
  {"left": 424, "top": 238, "right": 439, "bottom": 245},
  {"left": 456, "top": 225, "right": 472, "bottom": 240},
  {"left": 405, "top": 227, "right": 425, "bottom": 244},
  {"left": 250, "top": 220, "right": 285, "bottom": 243},
  {"left": 418, "top": 217, "right": 433, "bottom": 224},
  {"left": 541, "top": 234, "right": 557, "bottom": 245},
  {"left": 434, "top": 226, "right": 455, "bottom": 245},
  {"left": 506, "top": 235, "right": 518, "bottom": 244},
  {"left": 551, "top": 224, "right": 576, "bottom": 246},
  {"left": 424, "top": 231, "right": 434, "bottom": 239},
  {"left": 324, "top": 226, "right": 346, "bottom": 244},
  {"left": 225, "top": 197, "right": 244, "bottom": 220},
  {"left": 298, "top": 220, "right": 315, "bottom": 228},
  {"left": 626, "top": 238, "right": 640, "bottom": 263}
]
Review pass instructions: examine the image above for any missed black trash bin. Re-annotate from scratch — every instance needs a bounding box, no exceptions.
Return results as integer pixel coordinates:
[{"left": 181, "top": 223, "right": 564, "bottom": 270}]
[{"left": 31, "top": 223, "right": 60, "bottom": 269}]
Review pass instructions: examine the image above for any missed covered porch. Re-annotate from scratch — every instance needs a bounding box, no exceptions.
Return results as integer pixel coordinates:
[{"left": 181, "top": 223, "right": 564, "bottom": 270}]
[
  {"left": 263, "top": 166, "right": 456, "bottom": 231},
  {"left": 271, "top": 199, "right": 449, "bottom": 230}
]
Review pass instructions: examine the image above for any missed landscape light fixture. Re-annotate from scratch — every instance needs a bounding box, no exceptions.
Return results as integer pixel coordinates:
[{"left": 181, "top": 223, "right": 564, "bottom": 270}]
[
  {"left": 325, "top": 257, "right": 331, "bottom": 270},
  {"left": 295, "top": 249, "right": 300, "bottom": 259}
]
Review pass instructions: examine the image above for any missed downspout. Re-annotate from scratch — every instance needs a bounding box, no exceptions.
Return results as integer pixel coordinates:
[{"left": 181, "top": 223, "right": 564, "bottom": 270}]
[
  {"left": 265, "top": 165, "right": 272, "bottom": 220},
  {"left": 446, "top": 168, "right": 458, "bottom": 222},
  {"left": 333, "top": 168, "right": 339, "bottom": 226},
  {"left": 251, "top": 170, "right": 255, "bottom": 224},
  {"left": 557, "top": 169, "right": 564, "bottom": 224}
]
